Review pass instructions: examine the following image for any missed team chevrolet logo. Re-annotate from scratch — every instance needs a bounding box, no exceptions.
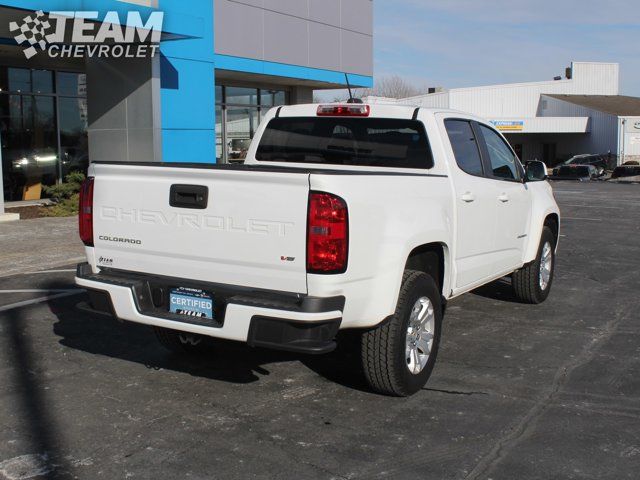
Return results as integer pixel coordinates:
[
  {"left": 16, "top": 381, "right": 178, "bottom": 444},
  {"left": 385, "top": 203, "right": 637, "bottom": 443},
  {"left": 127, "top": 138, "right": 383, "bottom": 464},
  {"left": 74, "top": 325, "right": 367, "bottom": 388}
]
[{"left": 9, "top": 9, "right": 164, "bottom": 59}]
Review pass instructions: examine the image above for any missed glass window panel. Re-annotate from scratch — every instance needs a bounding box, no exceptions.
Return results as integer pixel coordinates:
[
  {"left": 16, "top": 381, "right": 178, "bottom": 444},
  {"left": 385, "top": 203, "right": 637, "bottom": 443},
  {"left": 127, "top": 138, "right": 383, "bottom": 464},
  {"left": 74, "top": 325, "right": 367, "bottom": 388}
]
[
  {"left": 8, "top": 68, "right": 31, "bottom": 93},
  {"left": 59, "top": 97, "right": 87, "bottom": 137},
  {"left": 225, "top": 86, "right": 258, "bottom": 105},
  {"left": 32, "top": 70, "right": 54, "bottom": 94},
  {"left": 0, "top": 94, "right": 9, "bottom": 118},
  {"left": 59, "top": 97, "right": 89, "bottom": 176},
  {"left": 215, "top": 105, "right": 223, "bottom": 163},
  {"left": 32, "top": 95, "right": 58, "bottom": 177},
  {"left": 256, "top": 118, "right": 434, "bottom": 169},
  {"left": 78, "top": 74, "right": 87, "bottom": 97},
  {"left": 57, "top": 71, "right": 86, "bottom": 97},
  {"left": 34, "top": 95, "right": 55, "bottom": 130},
  {"left": 479, "top": 124, "right": 521, "bottom": 180},
  {"left": 215, "top": 85, "right": 223, "bottom": 104},
  {"left": 261, "top": 89, "right": 286, "bottom": 107},
  {"left": 445, "top": 120, "right": 484, "bottom": 176},
  {"left": 0, "top": 67, "right": 7, "bottom": 92},
  {"left": 8, "top": 95, "right": 22, "bottom": 131},
  {"left": 57, "top": 72, "right": 76, "bottom": 96},
  {"left": 226, "top": 107, "right": 259, "bottom": 163},
  {"left": 1, "top": 94, "right": 58, "bottom": 201},
  {"left": 22, "top": 96, "right": 33, "bottom": 131}
]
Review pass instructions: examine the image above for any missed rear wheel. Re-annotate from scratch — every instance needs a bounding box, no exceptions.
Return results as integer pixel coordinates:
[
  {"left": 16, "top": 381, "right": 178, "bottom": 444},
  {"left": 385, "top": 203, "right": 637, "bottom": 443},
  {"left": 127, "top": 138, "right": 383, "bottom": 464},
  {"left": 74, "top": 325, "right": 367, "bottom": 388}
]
[
  {"left": 512, "top": 226, "right": 556, "bottom": 304},
  {"left": 361, "top": 270, "right": 442, "bottom": 397},
  {"left": 153, "top": 327, "right": 207, "bottom": 354}
]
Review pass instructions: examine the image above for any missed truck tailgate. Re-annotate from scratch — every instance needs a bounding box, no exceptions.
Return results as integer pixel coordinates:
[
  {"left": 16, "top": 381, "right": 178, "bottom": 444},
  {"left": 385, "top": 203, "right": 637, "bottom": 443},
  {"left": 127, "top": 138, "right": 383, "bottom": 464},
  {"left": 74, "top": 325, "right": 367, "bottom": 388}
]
[{"left": 91, "top": 163, "right": 309, "bottom": 294}]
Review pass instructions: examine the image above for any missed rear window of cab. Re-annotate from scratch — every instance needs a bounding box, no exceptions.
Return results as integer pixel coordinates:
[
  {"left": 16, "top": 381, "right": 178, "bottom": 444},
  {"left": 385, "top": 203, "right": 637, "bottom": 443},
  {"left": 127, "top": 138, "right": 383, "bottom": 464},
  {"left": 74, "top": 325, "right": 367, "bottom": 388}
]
[{"left": 256, "top": 117, "right": 434, "bottom": 169}]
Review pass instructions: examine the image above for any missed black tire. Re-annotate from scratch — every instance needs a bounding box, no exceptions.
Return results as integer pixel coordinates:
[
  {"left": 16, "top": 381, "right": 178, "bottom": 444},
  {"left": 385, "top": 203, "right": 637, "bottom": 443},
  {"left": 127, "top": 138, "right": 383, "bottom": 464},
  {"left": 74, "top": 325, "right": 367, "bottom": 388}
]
[
  {"left": 361, "top": 270, "right": 443, "bottom": 397},
  {"left": 512, "top": 226, "right": 556, "bottom": 304},
  {"left": 153, "top": 326, "right": 206, "bottom": 354}
]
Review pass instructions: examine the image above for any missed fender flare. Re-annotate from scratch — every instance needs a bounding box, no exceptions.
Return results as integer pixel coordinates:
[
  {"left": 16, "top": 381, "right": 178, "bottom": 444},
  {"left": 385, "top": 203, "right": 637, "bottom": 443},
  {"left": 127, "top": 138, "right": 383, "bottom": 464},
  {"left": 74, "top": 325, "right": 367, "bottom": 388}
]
[
  {"left": 523, "top": 210, "right": 560, "bottom": 264},
  {"left": 387, "top": 236, "right": 452, "bottom": 316}
]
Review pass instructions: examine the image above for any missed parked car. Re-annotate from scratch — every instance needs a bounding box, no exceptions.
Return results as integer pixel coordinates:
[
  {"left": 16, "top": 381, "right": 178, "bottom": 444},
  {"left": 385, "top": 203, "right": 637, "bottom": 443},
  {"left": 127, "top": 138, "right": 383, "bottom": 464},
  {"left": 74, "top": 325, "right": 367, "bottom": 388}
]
[
  {"left": 551, "top": 164, "right": 599, "bottom": 181},
  {"left": 553, "top": 154, "right": 607, "bottom": 176},
  {"left": 75, "top": 104, "right": 560, "bottom": 397},
  {"left": 611, "top": 165, "right": 640, "bottom": 179}
]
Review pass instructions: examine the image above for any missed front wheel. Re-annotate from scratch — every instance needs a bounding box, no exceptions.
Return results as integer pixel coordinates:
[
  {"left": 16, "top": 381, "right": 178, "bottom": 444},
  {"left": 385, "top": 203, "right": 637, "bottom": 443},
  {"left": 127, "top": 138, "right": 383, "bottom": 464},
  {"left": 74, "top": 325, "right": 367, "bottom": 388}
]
[
  {"left": 512, "top": 226, "right": 556, "bottom": 304},
  {"left": 361, "top": 270, "right": 443, "bottom": 397}
]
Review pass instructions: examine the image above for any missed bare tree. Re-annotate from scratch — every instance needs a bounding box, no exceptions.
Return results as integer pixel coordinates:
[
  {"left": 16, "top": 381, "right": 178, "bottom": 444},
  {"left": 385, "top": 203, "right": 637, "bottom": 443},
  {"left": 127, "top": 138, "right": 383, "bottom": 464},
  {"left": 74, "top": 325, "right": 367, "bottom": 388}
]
[
  {"left": 313, "top": 93, "right": 347, "bottom": 103},
  {"left": 314, "top": 75, "right": 428, "bottom": 103},
  {"left": 355, "top": 75, "right": 426, "bottom": 99}
]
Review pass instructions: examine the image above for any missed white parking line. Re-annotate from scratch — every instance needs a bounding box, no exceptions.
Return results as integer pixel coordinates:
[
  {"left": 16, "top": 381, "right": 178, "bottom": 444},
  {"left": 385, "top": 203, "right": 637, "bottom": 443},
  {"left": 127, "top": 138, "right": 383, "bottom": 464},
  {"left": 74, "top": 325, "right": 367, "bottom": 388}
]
[
  {"left": 562, "top": 205, "right": 625, "bottom": 209},
  {"left": 0, "top": 291, "right": 83, "bottom": 313},
  {"left": 29, "top": 269, "right": 77, "bottom": 274},
  {"left": 563, "top": 217, "right": 603, "bottom": 222},
  {"left": 0, "top": 289, "right": 81, "bottom": 294}
]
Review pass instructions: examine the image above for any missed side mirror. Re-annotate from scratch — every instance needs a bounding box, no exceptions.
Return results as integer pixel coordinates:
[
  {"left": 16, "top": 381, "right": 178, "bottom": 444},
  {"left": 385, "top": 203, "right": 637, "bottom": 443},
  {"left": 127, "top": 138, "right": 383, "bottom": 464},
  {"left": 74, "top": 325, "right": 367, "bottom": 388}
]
[{"left": 525, "top": 161, "right": 547, "bottom": 182}]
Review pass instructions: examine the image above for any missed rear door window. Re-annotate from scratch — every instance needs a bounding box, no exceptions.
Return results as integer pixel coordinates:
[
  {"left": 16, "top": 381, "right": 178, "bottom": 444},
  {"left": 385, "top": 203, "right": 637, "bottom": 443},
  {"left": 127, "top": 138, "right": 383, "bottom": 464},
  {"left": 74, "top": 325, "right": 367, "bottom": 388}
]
[
  {"left": 444, "top": 119, "right": 484, "bottom": 176},
  {"left": 255, "top": 117, "right": 434, "bottom": 169}
]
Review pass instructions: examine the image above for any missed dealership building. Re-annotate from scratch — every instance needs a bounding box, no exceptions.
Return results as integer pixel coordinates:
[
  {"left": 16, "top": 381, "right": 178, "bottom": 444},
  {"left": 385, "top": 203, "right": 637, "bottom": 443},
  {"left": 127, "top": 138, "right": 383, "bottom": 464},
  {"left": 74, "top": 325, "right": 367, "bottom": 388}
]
[
  {"left": 368, "top": 62, "right": 640, "bottom": 167},
  {"left": 0, "top": 0, "right": 373, "bottom": 219}
]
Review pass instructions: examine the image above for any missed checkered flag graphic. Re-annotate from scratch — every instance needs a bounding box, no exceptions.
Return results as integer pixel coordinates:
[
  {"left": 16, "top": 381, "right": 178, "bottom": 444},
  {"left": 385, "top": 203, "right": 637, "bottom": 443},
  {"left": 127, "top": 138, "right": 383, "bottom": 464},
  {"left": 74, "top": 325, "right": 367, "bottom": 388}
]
[{"left": 9, "top": 10, "right": 51, "bottom": 59}]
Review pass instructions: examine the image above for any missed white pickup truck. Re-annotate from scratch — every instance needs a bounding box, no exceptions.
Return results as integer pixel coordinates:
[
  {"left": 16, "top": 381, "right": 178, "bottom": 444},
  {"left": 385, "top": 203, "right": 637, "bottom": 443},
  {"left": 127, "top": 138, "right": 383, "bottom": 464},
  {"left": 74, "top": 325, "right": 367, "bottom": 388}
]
[{"left": 76, "top": 103, "right": 560, "bottom": 396}]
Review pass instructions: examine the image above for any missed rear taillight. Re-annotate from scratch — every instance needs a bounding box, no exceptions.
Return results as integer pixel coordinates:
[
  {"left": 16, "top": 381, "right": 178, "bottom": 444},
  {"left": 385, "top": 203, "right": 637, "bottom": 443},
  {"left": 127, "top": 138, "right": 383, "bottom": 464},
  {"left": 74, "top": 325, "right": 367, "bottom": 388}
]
[
  {"left": 79, "top": 177, "right": 94, "bottom": 246},
  {"left": 317, "top": 104, "right": 370, "bottom": 117},
  {"left": 307, "top": 192, "right": 348, "bottom": 274}
]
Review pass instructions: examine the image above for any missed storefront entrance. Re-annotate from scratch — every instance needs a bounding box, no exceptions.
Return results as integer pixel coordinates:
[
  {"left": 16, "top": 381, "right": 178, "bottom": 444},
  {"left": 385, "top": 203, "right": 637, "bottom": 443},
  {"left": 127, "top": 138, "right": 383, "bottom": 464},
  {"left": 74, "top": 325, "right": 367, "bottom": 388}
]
[{"left": 1, "top": 66, "right": 87, "bottom": 202}]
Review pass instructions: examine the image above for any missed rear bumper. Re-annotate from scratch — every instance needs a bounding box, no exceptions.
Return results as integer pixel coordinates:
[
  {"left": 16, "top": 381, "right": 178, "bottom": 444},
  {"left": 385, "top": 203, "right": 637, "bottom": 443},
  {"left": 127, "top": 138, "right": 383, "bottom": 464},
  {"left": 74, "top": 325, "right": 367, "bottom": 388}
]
[{"left": 75, "top": 263, "right": 343, "bottom": 354}]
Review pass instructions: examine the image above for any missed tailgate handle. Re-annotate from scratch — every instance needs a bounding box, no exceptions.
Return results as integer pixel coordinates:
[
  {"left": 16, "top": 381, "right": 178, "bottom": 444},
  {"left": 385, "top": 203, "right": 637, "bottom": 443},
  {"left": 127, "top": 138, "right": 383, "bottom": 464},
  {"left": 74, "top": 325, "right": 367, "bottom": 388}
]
[{"left": 170, "top": 185, "right": 209, "bottom": 209}]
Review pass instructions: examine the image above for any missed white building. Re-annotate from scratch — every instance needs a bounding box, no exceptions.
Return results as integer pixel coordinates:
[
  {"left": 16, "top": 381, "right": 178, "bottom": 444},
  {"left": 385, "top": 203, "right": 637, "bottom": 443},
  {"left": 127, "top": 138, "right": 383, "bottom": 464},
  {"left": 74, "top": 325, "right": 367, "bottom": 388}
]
[{"left": 366, "top": 62, "right": 640, "bottom": 166}]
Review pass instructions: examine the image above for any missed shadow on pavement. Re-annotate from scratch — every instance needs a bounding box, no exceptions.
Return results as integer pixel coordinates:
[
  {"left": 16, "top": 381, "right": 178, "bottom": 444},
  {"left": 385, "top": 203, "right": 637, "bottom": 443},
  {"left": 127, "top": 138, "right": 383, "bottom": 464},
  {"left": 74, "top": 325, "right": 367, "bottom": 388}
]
[
  {"left": 1, "top": 307, "right": 70, "bottom": 479},
  {"left": 471, "top": 277, "right": 520, "bottom": 303},
  {"left": 47, "top": 290, "right": 370, "bottom": 393},
  {"left": 301, "top": 330, "right": 371, "bottom": 393}
]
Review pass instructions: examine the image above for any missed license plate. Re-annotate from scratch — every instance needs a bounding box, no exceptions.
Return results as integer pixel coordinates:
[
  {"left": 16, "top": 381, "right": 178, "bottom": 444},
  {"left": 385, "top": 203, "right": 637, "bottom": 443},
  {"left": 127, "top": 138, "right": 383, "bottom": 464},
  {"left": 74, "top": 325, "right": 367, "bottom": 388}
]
[{"left": 169, "top": 288, "right": 214, "bottom": 319}]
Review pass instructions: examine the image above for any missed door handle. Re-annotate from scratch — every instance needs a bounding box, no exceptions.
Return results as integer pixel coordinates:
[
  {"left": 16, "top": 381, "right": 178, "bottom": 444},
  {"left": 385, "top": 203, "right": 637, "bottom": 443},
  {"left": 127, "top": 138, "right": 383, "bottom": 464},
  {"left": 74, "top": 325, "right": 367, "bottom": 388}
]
[
  {"left": 498, "top": 193, "right": 510, "bottom": 203},
  {"left": 170, "top": 184, "right": 209, "bottom": 209},
  {"left": 461, "top": 192, "right": 476, "bottom": 203}
]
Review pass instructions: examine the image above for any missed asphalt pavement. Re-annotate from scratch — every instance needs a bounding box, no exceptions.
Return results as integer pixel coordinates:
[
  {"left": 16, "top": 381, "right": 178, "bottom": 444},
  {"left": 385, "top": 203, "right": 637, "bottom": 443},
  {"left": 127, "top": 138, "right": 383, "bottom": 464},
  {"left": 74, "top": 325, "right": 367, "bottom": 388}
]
[
  {"left": 0, "top": 217, "right": 84, "bottom": 278},
  {"left": 0, "top": 181, "right": 639, "bottom": 480}
]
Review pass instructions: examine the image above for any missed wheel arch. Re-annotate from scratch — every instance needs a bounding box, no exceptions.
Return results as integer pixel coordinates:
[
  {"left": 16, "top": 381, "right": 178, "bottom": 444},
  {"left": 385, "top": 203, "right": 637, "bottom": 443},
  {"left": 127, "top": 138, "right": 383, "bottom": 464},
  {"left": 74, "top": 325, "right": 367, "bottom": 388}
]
[
  {"left": 544, "top": 213, "right": 560, "bottom": 249},
  {"left": 524, "top": 208, "right": 561, "bottom": 264},
  {"left": 404, "top": 242, "right": 451, "bottom": 297}
]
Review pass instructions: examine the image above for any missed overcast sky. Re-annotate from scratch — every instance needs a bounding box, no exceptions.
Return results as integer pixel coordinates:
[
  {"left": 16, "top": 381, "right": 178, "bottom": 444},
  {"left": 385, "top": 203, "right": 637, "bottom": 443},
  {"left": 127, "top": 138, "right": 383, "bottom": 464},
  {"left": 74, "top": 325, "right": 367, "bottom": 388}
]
[{"left": 327, "top": 0, "right": 640, "bottom": 98}]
